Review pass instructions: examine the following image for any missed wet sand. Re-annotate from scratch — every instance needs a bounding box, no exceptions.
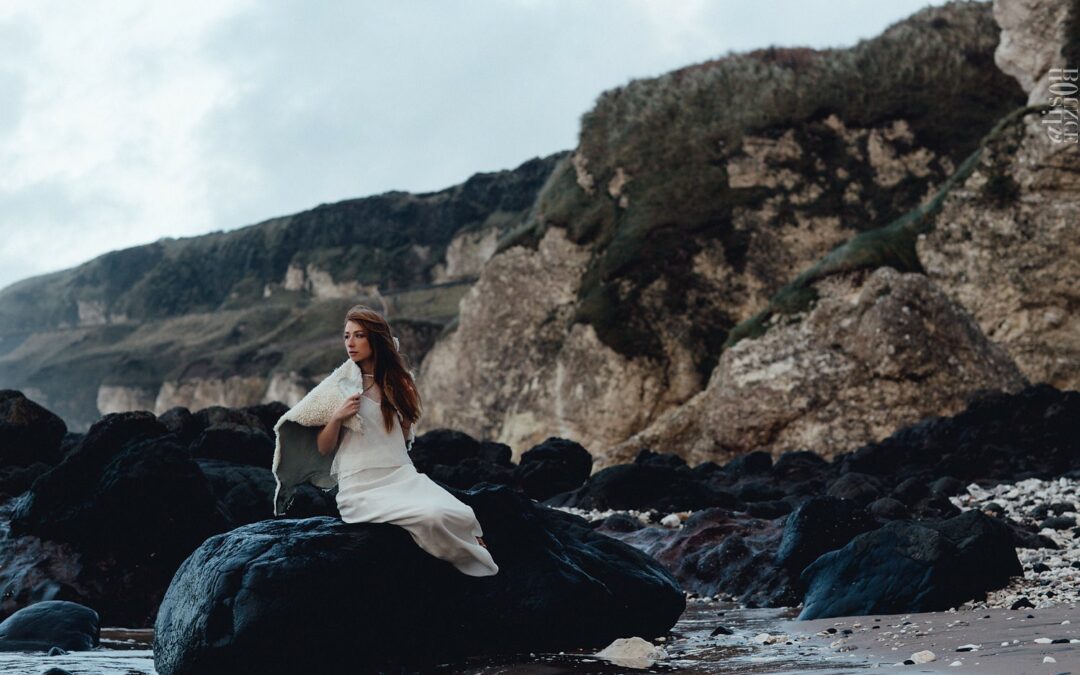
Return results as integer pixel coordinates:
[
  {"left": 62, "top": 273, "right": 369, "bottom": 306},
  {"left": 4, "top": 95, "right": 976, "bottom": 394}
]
[
  {"left": 3, "top": 604, "right": 1077, "bottom": 673},
  {"left": 785, "top": 606, "right": 1080, "bottom": 673}
]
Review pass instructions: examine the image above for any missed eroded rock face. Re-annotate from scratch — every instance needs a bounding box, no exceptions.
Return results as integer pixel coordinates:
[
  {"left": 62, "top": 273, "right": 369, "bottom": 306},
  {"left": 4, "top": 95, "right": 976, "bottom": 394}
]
[
  {"left": 993, "top": 0, "right": 1074, "bottom": 104},
  {"left": 153, "top": 375, "right": 268, "bottom": 414},
  {"left": 918, "top": 0, "right": 1080, "bottom": 390},
  {"left": 418, "top": 4, "right": 1021, "bottom": 464},
  {"left": 605, "top": 267, "right": 1029, "bottom": 469},
  {"left": 419, "top": 227, "right": 594, "bottom": 458}
]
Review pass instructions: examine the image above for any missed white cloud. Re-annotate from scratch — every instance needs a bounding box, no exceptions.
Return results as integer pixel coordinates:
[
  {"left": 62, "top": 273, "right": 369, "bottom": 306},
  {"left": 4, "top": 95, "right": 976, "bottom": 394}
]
[{"left": 0, "top": 0, "right": 948, "bottom": 295}]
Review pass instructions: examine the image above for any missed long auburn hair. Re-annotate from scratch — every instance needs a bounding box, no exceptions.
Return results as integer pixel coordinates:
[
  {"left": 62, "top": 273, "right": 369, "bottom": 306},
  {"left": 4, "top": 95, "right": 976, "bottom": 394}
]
[{"left": 344, "top": 305, "right": 422, "bottom": 433}]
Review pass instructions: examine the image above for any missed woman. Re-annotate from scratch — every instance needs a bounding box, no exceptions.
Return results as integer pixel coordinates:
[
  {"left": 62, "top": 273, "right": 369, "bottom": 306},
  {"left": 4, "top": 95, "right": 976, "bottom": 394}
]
[{"left": 271, "top": 304, "right": 498, "bottom": 577}]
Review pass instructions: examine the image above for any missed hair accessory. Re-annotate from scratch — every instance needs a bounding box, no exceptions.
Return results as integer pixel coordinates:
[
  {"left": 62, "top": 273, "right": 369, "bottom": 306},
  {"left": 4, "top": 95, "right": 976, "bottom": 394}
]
[{"left": 392, "top": 336, "right": 400, "bottom": 351}]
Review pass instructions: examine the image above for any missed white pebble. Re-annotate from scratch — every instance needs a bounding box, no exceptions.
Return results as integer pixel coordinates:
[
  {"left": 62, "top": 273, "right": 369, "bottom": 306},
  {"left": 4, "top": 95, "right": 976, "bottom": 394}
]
[
  {"left": 1034, "top": 638, "right": 1052, "bottom": 644},
  {"left": 1044, "top": 656, "right": 1057, "bottom": 663},
  {"left": 911, "top": 650, "right": 936, "bottom": 664},
  {"left": 949, "top": 661, "right": 962, "bottom": 667}
]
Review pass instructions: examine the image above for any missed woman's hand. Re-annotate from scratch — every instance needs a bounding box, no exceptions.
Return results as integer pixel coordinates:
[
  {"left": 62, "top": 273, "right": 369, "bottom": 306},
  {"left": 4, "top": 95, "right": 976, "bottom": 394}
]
[{"left": 332, "top": 393, "right": 362, "bottom": 422}]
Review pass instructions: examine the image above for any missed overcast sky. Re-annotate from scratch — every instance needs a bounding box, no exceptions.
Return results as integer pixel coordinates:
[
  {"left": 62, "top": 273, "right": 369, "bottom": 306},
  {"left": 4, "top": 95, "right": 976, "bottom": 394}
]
[{"left": 0, "top": 0, "right": 950, "bottom": 293}]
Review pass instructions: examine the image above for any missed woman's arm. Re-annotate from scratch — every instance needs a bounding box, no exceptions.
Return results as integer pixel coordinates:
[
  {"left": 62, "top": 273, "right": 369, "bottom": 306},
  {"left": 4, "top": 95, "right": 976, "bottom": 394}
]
[
  {"left": 317, "top": 418, "right": 344, "bottom": 456},
  {"left": 319, "top": 393, "right": 360, "bottom": 455}
]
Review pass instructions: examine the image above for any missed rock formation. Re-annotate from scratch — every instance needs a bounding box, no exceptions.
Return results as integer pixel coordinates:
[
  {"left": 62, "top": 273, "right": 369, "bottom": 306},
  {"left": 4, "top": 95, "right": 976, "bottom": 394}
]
[
  {"left": 918, "top": 0, "right": 1080, "bottom": 390},
  {"left": 605, "top": 267, "right": 1029, "bottom": 468},
  {"left": 419, "top": 2, "right": 1029, "bottom": 465}
]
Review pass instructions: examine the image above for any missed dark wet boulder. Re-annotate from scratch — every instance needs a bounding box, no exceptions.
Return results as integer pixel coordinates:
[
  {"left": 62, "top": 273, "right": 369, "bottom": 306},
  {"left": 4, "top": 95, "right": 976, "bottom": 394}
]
[
  {"left": 772, "top": 451, "right": 829, "bottom": 483},
  {"left": 153, "top": 484, "right": 684, "bottom": 675},
  {"left": 411, "top": 429, "right": 514, "bottom": 469},
  {"left": 775, "top": 496, "right": 876, "bottom": 576},
  {"left": 9, "top": 413, "right": 226, "bottom": 567},
  {"left": 241, "top": 401, "right": 289, "bottom": 439},
  {"left": 195, "top": 459, "right": 276, "bottom": 526},
  {"left": 596, "top": 512, "right": 646, "bottom": 532},
  {"left": 868, "top": 497, "right": 910, "bottom": 521},
  {"left": 722, "top": 451, "right": 773, "bottom": 478},
  {"left": 514, "top": 437, "right": 593, "bottom": 501},
  {"left": 422, "top": 458, "right": 516, "bottom": 491},
  {"left": 633, "top": 448, "right": 688, "bottom": 470},
  {"left": 192, "top": 406, "right": 266, "bottom": 435},
  {"left": 0, "top": 600, "right": 99, "bottom": 652},
  {"left": 157, "top": 407, "right": 202, "bottom": 446},
  {"left": 277, "top": 482, "right": 340, "bottom": 518},
  {"left": 0, "top": 391, "right": 67, "bottom": 468},
  {"left": 543, "top": 464, "right": 739, "bottom": 513},
  {"left": 409, "top": 430, "right": 516, "bottom": 490},
  {"left": 734, "top": 479, "right": 785, "bottom": 503},
  {"left": 892, "top": 476, "right": 930, "bottom": 505},
  {"left": 189, "top": 423, "right": 274, "bottom": 469},
  {"left": 689, "top": 460, "right": 724, "bottom": 480},
  {"left": 745, "top": 499, "right": 793, "bottom": 519},
  {"left": 929, "top": 475, "right": 964, "bottom": 497},
  {"left": 596, "top": 507, "right": 797, "bottom": 608},
  {"left": 825, "top": 472, "right": 884, "bottom": 506},
  {"left": 799, "top": 510, "right": 1021, "bottom": 619},
  {"left": 0, "top": 461, "right": 51, "bottom": 498}
]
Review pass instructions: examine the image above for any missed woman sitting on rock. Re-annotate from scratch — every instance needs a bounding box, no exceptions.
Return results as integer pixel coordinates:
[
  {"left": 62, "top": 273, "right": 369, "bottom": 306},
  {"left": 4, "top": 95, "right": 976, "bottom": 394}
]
[{"left": 271, "top": 304, "right": 498, "bottom": 577}]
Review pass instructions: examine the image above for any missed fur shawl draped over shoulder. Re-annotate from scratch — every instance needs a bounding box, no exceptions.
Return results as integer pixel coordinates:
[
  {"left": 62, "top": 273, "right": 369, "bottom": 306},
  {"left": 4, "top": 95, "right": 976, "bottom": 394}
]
[{"left": 271, "top": 357, "right": 416, "bottom": 516}]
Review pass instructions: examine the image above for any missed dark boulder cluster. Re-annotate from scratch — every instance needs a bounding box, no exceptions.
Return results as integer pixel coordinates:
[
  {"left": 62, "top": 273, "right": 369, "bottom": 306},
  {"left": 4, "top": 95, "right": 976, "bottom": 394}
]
[
  {"left": 0, "top": 393, "right": 600, "bottom": 628},
  {"left": 562, "top": 384, "right": 1078, "bottom": 616},
  {"left": 0, "top": 381, "right": 1076, "bottom": 655}
]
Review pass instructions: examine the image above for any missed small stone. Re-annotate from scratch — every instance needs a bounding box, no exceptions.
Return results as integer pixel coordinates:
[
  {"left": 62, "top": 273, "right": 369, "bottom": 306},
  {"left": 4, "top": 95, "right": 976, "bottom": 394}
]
[
  {"left": 1034, "top": 638, "right": 1052, "bottom": 644},
  {"left": 949, "top": 661, "right": 962, "bottom": 667},
  {"left": 910, "top": 650, "right": 936, "bottom": 664},
  {"left": 1044, "top": 656, "right": 1057, "bottom": 663}
]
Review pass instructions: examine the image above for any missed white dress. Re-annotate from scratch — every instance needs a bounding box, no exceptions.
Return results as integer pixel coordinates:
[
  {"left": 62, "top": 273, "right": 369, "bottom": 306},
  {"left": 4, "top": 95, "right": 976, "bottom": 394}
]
[{"left": 332, "top": 381, "right": 499, "bottom": 577}]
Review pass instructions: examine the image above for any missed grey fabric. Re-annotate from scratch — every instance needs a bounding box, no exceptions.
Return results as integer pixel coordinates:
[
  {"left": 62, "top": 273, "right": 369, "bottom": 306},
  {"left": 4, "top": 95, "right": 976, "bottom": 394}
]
[{"left": 271, "top": 358, "right": 416, "bottom": 516}]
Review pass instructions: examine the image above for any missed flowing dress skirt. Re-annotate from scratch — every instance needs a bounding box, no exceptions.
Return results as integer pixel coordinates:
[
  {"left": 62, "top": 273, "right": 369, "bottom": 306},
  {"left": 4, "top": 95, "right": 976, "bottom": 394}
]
[{"left": 335, "top": 463, "right": 499, "bottom": 577}]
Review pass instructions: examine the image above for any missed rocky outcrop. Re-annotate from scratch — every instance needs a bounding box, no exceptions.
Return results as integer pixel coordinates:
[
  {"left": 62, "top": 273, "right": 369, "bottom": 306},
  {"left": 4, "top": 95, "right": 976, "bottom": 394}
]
[
  {"left": 918, "top": 0, "right": 1080, "bottom": 390},
  {"left": 605, "top": 266, "right": 1028, "bottom": 468},
  {"left": 993, "top": 0, "right": 1075, "bottom": 105},
  {"left": 419, "top": 2, "right": 1027, "bottom": 463},
  {"left": 154, "top": 374, "right": 268, "bottom": 413},
  {"left": 420, "top": 226, "right": 594, "bottom": 458},
  {"left": 432, "top": 226, "right": 500, "bottom": 282}
]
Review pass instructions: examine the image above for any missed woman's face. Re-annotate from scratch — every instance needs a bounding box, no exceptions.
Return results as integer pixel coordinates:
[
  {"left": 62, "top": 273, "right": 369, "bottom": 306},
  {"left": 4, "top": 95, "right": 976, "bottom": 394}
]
[{"left": 344, "top": 320, "right": 372, "bottom": 362}]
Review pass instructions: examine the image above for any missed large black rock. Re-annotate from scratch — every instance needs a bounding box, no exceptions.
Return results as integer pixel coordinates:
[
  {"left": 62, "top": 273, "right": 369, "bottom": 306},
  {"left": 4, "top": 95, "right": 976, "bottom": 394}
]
[
  {"left": 543, "top": 463, "right": 739, "bottom": 512},
  {"left": 153, "top": 484, "right": 684, "bottom": 674},
  {"left": 514, "top": 437, "right": 593, "bottom": 501},
  {"left": 0, "top": 390, "right": 67, "bottom": 469},
  {"left": 9, "top": 413, "right": 225, "bottom": 566},
  {"left": 798, "top": 510, "right": 1022, "bottom": 619},
  {"left": 775, "top": 496, "right": 876, "bottom": 576},
  {"left": 0, "top": 600, "right": 99, "bottom": 652}
]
